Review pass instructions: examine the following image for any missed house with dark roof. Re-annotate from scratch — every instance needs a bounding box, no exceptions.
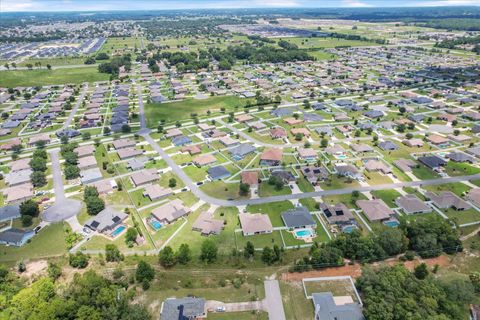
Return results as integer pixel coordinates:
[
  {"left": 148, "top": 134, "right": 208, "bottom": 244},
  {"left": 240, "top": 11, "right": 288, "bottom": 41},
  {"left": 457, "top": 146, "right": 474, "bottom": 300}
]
[
  {"left": 363, "top": 110, "right": 383, "bottom": 119},
  {"left": 84, "top": 207, "right": 127, "bottom": 235},
  {"left": 312, "top": 292, "right": 364, "bottom": 320},
  {"left": 320, "top": 203, "right": 355, "bottom": 226},
  {"left": 229, "top": 144, "right": 256, "bottom": 160},
  {"left": 172, "top": 135, "right": 192, "bottom": 147},
  {"left": 447, "top": 152, "right": 476, "bottom": 164},
  {"left": 160, "top": 297, "right": 206, "bottom": 320},
  {"left": 208, "top": 166, "right": 230, "bottom": 180},
  {"left": 0, "top": 204, "right": 21, "bottom": 223},
  {"left": 281, "top": 206, "right": 316, "bottom": 230},
  {"left": 425, "top": 191, "right": 471, "bottom": 211},
  {"left": 418, "top": 156, "right": 446, "bottom": 170},
  {"left": 0, "top": 228, "right": 35, "bottom": 246},
  {"left": 378, "top": 141, "right": 398, "bottom": 151}
]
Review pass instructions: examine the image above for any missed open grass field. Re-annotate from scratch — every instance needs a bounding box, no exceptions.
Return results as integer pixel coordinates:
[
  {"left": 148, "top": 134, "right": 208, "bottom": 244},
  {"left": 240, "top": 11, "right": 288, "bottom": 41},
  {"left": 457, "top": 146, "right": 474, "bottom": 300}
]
[
  {"left": 145, "top": 95, "right": 251, "bottom": 125},
  {"left": 371, "top": 189, "right": 402, "bottom": 208},
  {"left": 18, "top": 56, "right": 89, "bottom": 67},
  {"left": 281, "top": 37, "right": 378, "bottom": 49},
  {"left": 0, "top": 67, "right": 109, "bottom": 87}
]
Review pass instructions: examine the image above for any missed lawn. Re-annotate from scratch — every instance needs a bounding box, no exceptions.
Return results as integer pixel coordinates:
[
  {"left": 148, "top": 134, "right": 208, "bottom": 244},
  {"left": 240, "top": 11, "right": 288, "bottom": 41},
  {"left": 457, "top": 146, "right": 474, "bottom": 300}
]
[
  {"left": 145, "top": 95, "right": 251, "bottom": 125},
  {"left": 0, "top": 223, "right": 67, "bottom": 264},
  {"left": 201, "top": 181, "right": 243, "bottom": 200},
  {"left": 0, "top": 67, "right": 109, "bottom": 87},
  {"left": 364, "top": 172, "right": 393, "bottom": 186},
  {"left": 412, "top": 164, "right": 439, "bottom": 180},
  {"left": 246, "top": 201, "right": 294, "bottom": 227},
  {"left": 371, "top": 189, "right": 402, "bottom": 208},
  {"left": 258, "top": 182, "right": 292, "bottom": 197},
  {"left": 303, "top": 278, "right": 358, "bottom": 301},
  {"left": 235, "top": 230, "right": 284, "bottom": 250},
  {"left": 280, "top": 281, "right": 314, "bottom": 320},
  {"left": 444, "top": 208, "right": 480, "bottom": 225},
  {"left": 445, "top": 161, "right": 480, "bottom": 177},
  {"left": 322, "top": 193, "right": 368, "bottom": 209},
  {"left": 319, "top": 176, "right": 360, "bottom": 190},
  {"left": 423, "top": 182, "right": 471, "bottom": 197}
]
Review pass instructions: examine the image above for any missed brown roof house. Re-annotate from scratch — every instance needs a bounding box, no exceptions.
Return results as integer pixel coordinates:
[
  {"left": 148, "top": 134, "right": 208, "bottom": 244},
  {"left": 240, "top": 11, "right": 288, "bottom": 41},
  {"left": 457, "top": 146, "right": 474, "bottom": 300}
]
[
  {"left": 117, "top": 147, "right": 143, "bottom": 160},
  {"left": 235, "top": 114, "right": 253, "bottom": 123},
  {"left": 364, "top": 159, "right": 391, "bottom": 174},
  {"left": 297, "top": 148, "right": 317, "bottom": 162},
  {"left": 427, "top": 134, "right": 449, "bottom": 147},
  {"left": 394, "top": 159, "right": 417, "bottom": 172},
  {"left": 192, "top": 211, "right": 224, "bottom": 236},
  {"left": 90, "top": 179, "right": 117, "bottom": 195},
  {"left": 74, "top": 144, "right": 95, "bottom": 158},
  {"left": 319, "top": 203, "right": 355, "bottom": 226},
  {"left": 165, "top": 128, "right": 183, "bottom": 138},
  {"left": 395, "top": 194, "right": 432, "bottom": 214},
  {"left": 270, "top": 127, "right": 287, "bottom": 139},
  {"left": 181, "top": 145, "right": 201, "bottom": 155},
  {"left": 239, "top": 212, "right": 273, "bottom": 236},
  {"left": 241, "top": 171, "right": 259, "bottom": 186},
  {"left": 193, "top": 153, "right": 217, "bottom": 167},
  {"left": 143, "top": 184, "right": 172, "bottom": 201},
  {"left": 130, "top": 169, "right": 159, "bottom": 187},
  {"left": 3, "top": 183, "right": 34, "bottom": 204},
  {"left": 10, "top": 158, "right": 31, "bottom": 172},
  {"left": 78, "top": 155, "right": 97, "bottom": 170},
  {"left": 260, "top": 148, "right": 282, "bottom": 166},
  {"left": 357, "top": 199, "right": 394, "bottom": 222},
  {"left": 151, "top": 199, "right": 191, "bottom": 224},
  {"left": 403, "top": 138, "right": 424, "bottom": 148},
  {"left": 112, "top": 138, "right": 136, "bottom": 150},
  {"left": 425, "top": 191, "right": 471, "bottom": 211},
  {"left": 467, "top": 188, "right": 480, "bottom": 207}
]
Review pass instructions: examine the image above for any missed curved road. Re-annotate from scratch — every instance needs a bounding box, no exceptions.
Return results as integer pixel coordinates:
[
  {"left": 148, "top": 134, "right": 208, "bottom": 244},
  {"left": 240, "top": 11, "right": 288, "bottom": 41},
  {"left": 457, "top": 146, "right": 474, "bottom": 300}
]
[{"left": 137, "top": 82, "right": 480, "bottom": 207}]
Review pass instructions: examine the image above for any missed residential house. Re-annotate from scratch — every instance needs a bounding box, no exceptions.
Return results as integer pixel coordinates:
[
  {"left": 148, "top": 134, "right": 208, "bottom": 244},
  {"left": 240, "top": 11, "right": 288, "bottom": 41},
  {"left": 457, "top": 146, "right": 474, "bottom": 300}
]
[
  {"left": 320, "top": 203, "right": 355, "bottom": 226},
  {"left": 281, "top": 207, "right": 316, "bottom": 230},
  {"left": 260, "top": 148, "right": 282, "bottom": 166},
  {"left": 193, "top": 153, "right": 217, "bottom": 167},
  {"left": 467, "top": 189, "right": 480, "bottom": 207},
  {"left": 241, "top": 171, "right": 259, "bottom": 187},
  {"left": 334, "top": 164, "right": 362, "bottom": 180},
  {"left": 394, "top": 159, "right": 417, "bottom": 172},
  {"left": 270, "top": 127, "right": 287, "bottom": 139},
  {"left": 297, "top": 148, "right": 317, "bottom": 161},
  {"left": 395, "top": 194, "right": 432, "bottom": 214},
  {"left": 80, "top": 168, "right": 103, "bottom": 184},
  {"left": 74, "top": 145, "right": 95, "bottom": 158},
  {"left": 143, "top": 184, "right": 172, "bottom": 201},
  {"left": 425, "top": 191, "right": 471, "bottom": 211},
  {"left": 301, "top": 166, "right": 329, "bottom": 185},
  {"left": 0, "top": 204, "right": 21, "bottom": 223},
  {"left": 364, "top": 159, "right": 391, "bottom": 174},
  {"left": 208, "top": 166, "right": 230, "bottom": 180},
  {"left": 403, "top": 138, "right": 424, "bottom": 148},
  {"left": 447, "top": 152, "right": 476, "bottom": 163},
  {"left": 238, "top": 212, "right": 273, "bottom": 236},
  {"left": 112, "top": 138, "right": 136, "bottom": 150},
  {"left": 151, "top": 199, "right": 191, "bottom": 224},
  {"left": 117, "top": 147, "right": 143, "bottom": 160},
  {"left": 312, "top": 292, "right": 364, "bottom": 320},
  {"left": 78, "top": 156, "right": 97, "bottom": 170},
  {"left": 160, "top": 297, "right": 206, "bottom": 320},
  {"left": 192, "top": 211, "right": 224, "bottom": 236},
  {"left": 0, "top": 228, "right": 35, "bottom": 247},
  {"left": 418, "top": 156, "right": 446, "bottom": 170},
  {"left": 84, "top": 207, "right": 127, "bottom": 235},
  {"left": 130, "top": 169, "right": 159, "bottom": 187},
  {"left": 427, "top": 134, "right": 449, "bottom": 147},
  {"left": 5, "top": 169, "right": 32, "bottom": 186},
  {"left": 3, "top": 183, "right": 34, "bottom": 204},
  {"left": 229, "top": 144, "right": 256, "bottom": 160},
  {"left": 356, "top": 199, "right": 394, "bottom": 222},
  {"left": 172, "top": 135, "right": 192, "bottom": 147},
  {"left": 90, "top": 179, "right": 117, "bottom": 195},
  {"left": 378, "top": 141, "right": 398, "bottom": 151}
]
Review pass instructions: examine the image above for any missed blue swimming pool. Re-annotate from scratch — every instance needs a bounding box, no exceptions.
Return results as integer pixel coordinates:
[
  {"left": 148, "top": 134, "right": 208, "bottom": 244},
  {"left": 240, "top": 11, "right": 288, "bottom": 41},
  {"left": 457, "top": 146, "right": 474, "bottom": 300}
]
[
  {"left": 150, "top": 219, "right": 162, "bottom": 231},
  {"left": 336, "top": 154, "right": 348, "bottom": 160},
  {"left": 342, "top": 225, "right": 357, "bottom": 233},
  {"left": 111, "top": 225, "right": 126, "bottom": 237},
  {"left": 384, "top": 220, "right": 400, "bottom": 228},
  {"left": 294, "top": 229, "right": 314, "bottom": 238}
]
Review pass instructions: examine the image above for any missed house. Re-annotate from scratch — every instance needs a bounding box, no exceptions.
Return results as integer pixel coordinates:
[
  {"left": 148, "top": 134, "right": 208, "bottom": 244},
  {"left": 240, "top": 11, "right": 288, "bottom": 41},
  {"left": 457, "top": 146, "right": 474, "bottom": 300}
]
[
  {"left": 130, "top": 169, "right": 159, "bottom": 187},
  {"left": 192, "top": 211, "right": 224, "bottom": 236},
  {"left": 394, "top": 159, "right": 417, "bottom": 172},
  {"left": 325, "top": 145, "right": 346, "bottom": 156},
  {"left": 3, "top": 183, "right": 34, "bottom": 203},
  {"left": 0, "top": 228, "right": 35, "bottom": 247},
  {"left": 364, "top": 110, "right": 383, "bottom": 119},
  {"left": 312, "top": 292, "right": 364, "bottom": 320},
  {"left": 351, "top": 143, "right": 373, "bottom": 153},
  {"left": 378, "top": 141, "right": 398, "bottom": 151},
  {"left": 403, "top": 138, "right": 424, "bottom": 147},
  {"left": 270, "top": 127, "right": 287, "bottom": 139},
  {"left": 260, "top": 148, "right": 282, "bottom": 166},
  {"left": 467, "top": 189, "right": 480, "bottom": 208},
  {"left": 208, "top": 165, "right": 230, "bottom": 180},
  {"left": 112, "top": 138, "right": 136, "bottom": 150},
  {"left": 356, "top": 199, "right": 394, "bottom": 222},
  {"left": 363, "top": 158, "right": 391, "bottom": 173},
  {"left": 117, "top": 147, "right": 143, "bottom": 160},
  {"left": 143, "top": 184, "right": 172, "bottom": 201},
  {"left": 291, "top": 128, "right": 310, "bottom": 138},
  {"left": 271, "top": 170, "right": 295, "bottom": 183},
  {"left": 5, "top": 169, "right": 32, "bottom": 186},
  {"left": 235, "top": 114, "right": 253, "bottom": 123},
  {"left": 172, "top": 135, "right": 192, "bottom": 147},
  {"left": 281, "top": 206, "right": 316, "bottom": 230},
  {"left": 219, "top": 136, "right": 238, "bottom": 147},
  {"left": 297, "top": 148, "right": 317, "bottom": 161},
  {"left": 193, "top": 153, "right": 217, "bottom": 167},
  {"left": 10, "top": 158, "right": 31, "bottom": 172},
  {"left": 241, "top": 171, "right": 259, "bottom": 186},
  {"left": 84, "top": 207, "right": 127, "bottom": 235},
  {"left": 165, "top": 128, "right": 183, "bottom": 138},
  {"left": 78, "top": 156, "right": 97, "bottom": 170},
  {"left": 320, "top": 203, "right": 355, "bottom": 226},
  {"left": 447, "top": 152, "right": 476, "bottom": 163},
  {"left": 466, "top": 147, "right": 480, "bottom": 159},
  {"left": 425, "top": 191, "right": 471, "bottom": 211},
  {"left": 271, "top": 108, "right": 293, "bottom": 117},
  {"left": 181, "top": 145, "right": 202, "bottom": 155},
  {"left": 408, "top": 114, "right": 424, "bottom": 123},
  {"left": 301, "top": 166, "right": 329, "bottom": 185},
  {"left": 127, "top": 156, "right": 148, "bottom": 171},
  {"left": 0, "top": 204, "right": 21, "bottom": 223},
  {"left": 160, "top": 297, "right": 206, "bottom": 320},
  {"left": 448, "top": 134, "right": 471, "bottom": 143},
  {"left": 395, "top": 194, "right": 432, "bottom": 214},
  {"left": 80, "top": 168, "right": 103, "bottom": 184},
  {"left": 334, "top": 164, "right": 361, "bottom": 180},
  {"left": 229, "top": 144, "right": 256, "bottom": 160},
  {"left": 28, "top": 134, "right": 50, "bottom": 146},
  {"left": 198, "top": 123, "right": 215, "bottom": 131},
  {"left": 285, "top": 118, "right": 303, "bottom": 126},
  {"left": 315, "top": 126, "right": 333, "bottom": 136},
  {"left": 418, "top": 156, "right": 446, "bottom": 170},
  {"left": 249, "top": 121, "right": 266, "bottom": 130},
  {"left": 427, "top": 134, "right": 449, "bottom": 147},
  {"left": 239, "top": 212, "right": 273, "bottom": 236},
  {"left": 90, "top": 179, "right": 117, "bottom": 195},
  {"left": 74, "top": 145, "right": 95, "bottom": 158},
  {"left": 151, "top": 199, "right": 191, "bottom": 224}
]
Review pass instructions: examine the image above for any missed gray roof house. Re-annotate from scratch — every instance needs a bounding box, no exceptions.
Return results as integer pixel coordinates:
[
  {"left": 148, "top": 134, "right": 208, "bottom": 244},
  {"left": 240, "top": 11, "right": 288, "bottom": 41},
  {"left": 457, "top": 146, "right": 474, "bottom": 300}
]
[
  {"left": 363, "top": 110, "right": 383, "bottom": 119},
  {"left": 281, "top": 206, "right": 316, "bottom": 229},
  {"left": 5, "top": 169, "right": 32, "bottom": 186},
  {"left": 0, "top": 204, "right": 21, "bottom": 223},
  {"left": 312, "top": 292, "right": 364, "bottom": 320},
  {"left": 271, "top": 108, "right": 294, "bottom": 117},
  {"left": 208, "top": 166, "right": 231, "bottom": 180},
  {"left": 395, "top": 194, "right": 432, "bottom": 214},
  {"left": 160, "top": 297, "right": 206, "bottom": 320},
  {"left": 229, "top": 144, "right": 256, "bottom": 159},
  {"left": 378, "top": 141, "right": 398, "bottom": 151},
  {"left": 425, "top": 191, "right": 471, "bottom": 211},
  {"left": 447, "top": 152, "right": 476, "bottom": 164},
  {"left": 0, "top": 228, "right": 35, "bottom": 247},
  {"left": 80, "top": 168, "right": 103, "bottom": 184},
  {"left": 334, "top": 164, "right": 362, "bottom": 180},
  {"left": 172, "top": 135, "right": 192, "bottom": 147},
  {"left": 84, "top": 207, "right": 127, "bottom": 234}
]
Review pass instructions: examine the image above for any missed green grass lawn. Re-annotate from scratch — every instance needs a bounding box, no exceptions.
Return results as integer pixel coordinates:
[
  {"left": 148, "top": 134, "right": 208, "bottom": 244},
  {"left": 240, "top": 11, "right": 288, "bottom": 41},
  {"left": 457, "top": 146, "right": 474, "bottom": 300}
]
[
  {"left": 280, "top": 281, "right": 314, "bottom": 320},
  {"left": 0, "top": 67, "right": 109, "bottom": 87},
  {"left": 423, "top": 182, "right": 471, "bottom": 197},
  {"left": 145, "top": 96, "right": 252, "bottom": 126},
  {"left": 412, "top": 164, "right": 439, "bottom": 180},
  {"left": 319, "top": 176, "right": 360, "bottom": 190},
  {"left": 322, "top": 193, "right": 368, "bottom": 209},
  {"left": 201, "top": 181, "right": 243, "bottom": 200},
  {"left": 444, "top": 208, "right": 480, "bottom": 225},
  {"left": 445, "top": 161, "right": 480, "bottom": 176},
  {"left": 371, "top": 189, "right": 402, "bottom": 208},
  {"left": 364, "top": 172, "right": 393, "bottom": 186},
  {"left": 297, "top": 177, "right": 315, "bottom": 193},
  {"left": 246, "top": 201, "right": 294, "bottom": 227},
  {"left": 258, "top": 182, "right": 292, "bottom": 197},
  {"left": 235, "top": 230, "right": 284, "bottom": 250},
  {"left": 0, "top": 223, "right": 67, "bottom": 264}
]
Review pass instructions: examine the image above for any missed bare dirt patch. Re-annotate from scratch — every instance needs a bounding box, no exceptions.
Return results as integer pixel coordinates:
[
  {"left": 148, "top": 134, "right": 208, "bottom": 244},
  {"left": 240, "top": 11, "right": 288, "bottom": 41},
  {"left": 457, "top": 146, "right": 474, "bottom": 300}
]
[{"left": 22, "top": 260, "right": 48, "bottom": 278}]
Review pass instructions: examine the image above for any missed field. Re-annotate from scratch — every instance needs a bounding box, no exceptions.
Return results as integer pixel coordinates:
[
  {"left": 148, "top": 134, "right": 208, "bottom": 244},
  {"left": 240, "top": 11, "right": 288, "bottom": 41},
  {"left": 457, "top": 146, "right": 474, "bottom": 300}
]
[
  {"left": 145, "top": 95, "right": 251, "bottom": 125},
  {"left": 18, "top": 56, "right": 89, "bottom": 67},
  {"left": 0, "top": 67, "right": 109, "bottom": 87},
  {"left": 281, "top": 37, "right": 379, "bottom": 49}
]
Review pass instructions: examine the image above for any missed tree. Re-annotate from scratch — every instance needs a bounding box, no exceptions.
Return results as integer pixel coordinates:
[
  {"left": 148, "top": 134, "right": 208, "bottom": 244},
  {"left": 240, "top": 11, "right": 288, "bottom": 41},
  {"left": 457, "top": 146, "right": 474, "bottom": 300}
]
[
  {"left": 136, "top": 260, "right": 155, "bottom": 283},
  {"left": 168, "top": 178, "right": 177, "bottom": 188},
  {"left": 30, "top": 157, "right": 47, "bottom": 171},
  {"left": 159, "top": 246, "right": 176, "bottom": 268},
  {"left": 244, "top": 241, "right": 255, "bottom": 259},
  {"left": 376, "top": 228, "right": 408, "bottom": 256},
  {"left": 200, "top": 239, "right": 218, "bottom": 263},
  {"left": 82, "top": 132, "right": 91, "bottom": 141},
  {"left": 414, "top": 263, "right": 429, "bottom": 279},
  {"left": 105, "top": 244, "right": 123, "bottom": 262},
  {"left": 125, "top": 227, "right": 138, "bottom": 245},
  {"left": 84, "top": 186, "right": 99, "bottom": 200},
  {"left": 31, "top": 171, "right": 47, "bottom": 187},
  {"left": 47, "top": 262, "right": 62, "bottom": 281},
  {"left": 261, "top": 246, "right": 274, "bottom": 265},
  {"left": 64, "top": 164, "right": 80, "bottom": 179},
  {"left": 69, "top": 252, "right": 89, "bottom": 268},
  {"left": 21, "top": 215, "right": 33, "bottom": 227},
  {"left": 176, "top": 244, "right": 191, "bottom": 265},
  {"left": 320, "top": 138, "right": 328, "bottom": 148},
  {"left": 239, "top": 183, "right": 250, "bottom": 196},
  {"left": 85, "top": 196, "right": 105, "bottom": 215},
  {"left": 469, "top": 272, "right": 480, "bottom": 293},
  {"left": 20, "top": 199, "right": 39, "bottom": 217},
  {"left": 46, "top": 64, "right": 51, "bottom": 70}
]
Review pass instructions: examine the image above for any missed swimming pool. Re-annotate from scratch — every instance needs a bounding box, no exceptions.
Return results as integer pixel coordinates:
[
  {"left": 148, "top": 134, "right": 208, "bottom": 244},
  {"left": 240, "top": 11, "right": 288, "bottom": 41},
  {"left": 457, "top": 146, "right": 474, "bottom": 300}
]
[
  {"left": 335, "top": 154, "right": 348, "bottom": 160},
  {"left": 150, "top": 219, "right": 162, "bottom": 231},
  {"left": 111, "top": 225, "right": 126, "bottom": 237},
  {"left": 384, "top": 220, "right": 400, "bottom": 228},
  {"left": 342, "top": 225, "right": 357, "bottom": 233},
  {"left": 294, "top": 229, "right": 314, "bottom": 238}
]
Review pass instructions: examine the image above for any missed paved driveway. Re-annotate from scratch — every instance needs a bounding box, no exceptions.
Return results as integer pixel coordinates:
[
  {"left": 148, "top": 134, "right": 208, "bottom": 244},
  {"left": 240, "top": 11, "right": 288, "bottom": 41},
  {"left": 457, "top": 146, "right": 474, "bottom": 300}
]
[
  {"left": 264, "top": 280, "right": 286, "bottom": 320},
  {"left": 206, "top": 300, "right": 265, "bottom": 313}
]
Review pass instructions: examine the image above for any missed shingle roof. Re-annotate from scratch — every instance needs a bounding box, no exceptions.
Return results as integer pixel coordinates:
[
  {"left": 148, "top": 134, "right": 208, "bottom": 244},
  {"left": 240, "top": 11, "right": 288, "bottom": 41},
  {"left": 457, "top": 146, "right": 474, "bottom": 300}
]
[{"left": 281, "top": 207, "right": 315, "bottom": 228}]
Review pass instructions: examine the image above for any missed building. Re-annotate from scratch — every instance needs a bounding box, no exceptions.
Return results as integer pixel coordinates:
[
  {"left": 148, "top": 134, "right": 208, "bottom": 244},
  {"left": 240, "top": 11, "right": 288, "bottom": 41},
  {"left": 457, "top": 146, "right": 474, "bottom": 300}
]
[
  {"left": 241, "top": 171, "right": 259, "bottom": 186},
  {"left": 80, "top": 168, "right": 103, "bottom": 184},
  {"left": 192, "top": 211, "right": 224, "bottom": 236},
  {"left": 467, "top": 189, "right": 480, "bottom": 207},
  {"left": 151, "top": 199, "right": 191, "bottom": 224},
  {"left": 160, "top": 297, "right": 206, "bottom": 320},
  {"left": 312, "top": 292, "right": 364, "bottom": 320},
  {"left": 334, "top": 164, "right": 362, "bottom": 180},
  {"left": 74, "top": 144, "right": 95, "bottom": 158},
  {"left": 351, "top": 143, "right": 373, "bottom": 153},
  {"left": 378, "top": 141, "right": 398, "bottom": 151},
  {"left": 425, "top": 191, "right": 471, "bottom": 211},
  {"left": 260, "top": 148, "right": 282, "bottom": 166},
  {"left": 395, "top": 194, "right": 432, "bottom": 214},
  {"left": 281, "top": 206, "right": 316, "bottom": 230},
  {"left": 238, "top": 212, "right": 273, "bottom": 236},
  {"left": 427, "top": 134, "right": 449, "bottom": 147},
  {"left": 270, "top": 127, "right": 287, "bottom": 139},
  {"left": 235, "top": 114, "right": 253, "bottom": 123},
  {"left": 90, "top": 179, "right": 117, "bottom": 195},
  {"left": 5, "top": 169, "right": 32, "bottom": 186},
  {"left": 193, "top": 153, "right": 217, "bottom": 167},
  {"left": 394, "top": 158, "right": 417, "bottom": 172},
  {"left": 78, "top": 156, "right": 97, "bottom": 170},
  {"left": 3, "top": 183, "right": 34, "bottom": 204},
  {"left": 9, "top": 158, "right": 31, "bottom": 172},
  {"left": 356, "top": 199, "right": 394, "bottom": 222},
  {"left": 229, "top": 144, "right": 256, "bottom": 160},
  {"left": 364, "top": 159, "right": 391, "bottom": 174},
  {"left": 208, "top": 165, "right": 231, "bottom": 180},
  {"left": 84, "top": 207, "right": 127, "bottom": 234},
  {"left": 418, "top": 156, "right": 446, "bottom": 170},
  {"left": 117, "top": 147, "right": 143, "bottom": 160},
  {"left": 0, "top": 228, "right": 35, "bottom": 247},
  {"left": 0, "top": 204, "right": 21, "bottom": 223},
  {"left": 127, "top": 156, "right": 148, "bottom": 171},
  {"left": 301, "top": 166, "right": 329, "bottom": 185},
  {"left": 447, "top": 152, "right": 476, "bottom": 163},
  {"left": 131, "top": 169, "right": 159, "bottom": 187},
  {"left": 172, "top": 135, "right": 192, "bottom": 147},
  {"left": 320, "top": 203, "right": 355, "bottom": 226},
  {"left": 112, "top": 138, "right": 136, "bottom": 150},
  {"left": 403, "top": 138, "right": 424, "bottom": 148},
  {"left": 297, "top": 148, "right": 317, "bottom": 161},
  {"left": 143, "top": 184, "right": 172, "bottom": 201}
]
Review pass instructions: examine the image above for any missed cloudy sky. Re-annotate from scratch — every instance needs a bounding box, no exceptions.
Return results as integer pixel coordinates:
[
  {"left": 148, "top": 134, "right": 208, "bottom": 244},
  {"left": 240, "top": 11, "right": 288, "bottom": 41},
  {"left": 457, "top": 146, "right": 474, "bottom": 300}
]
[{"left": 1, "top": 0, "right": 479, "bottom": 12}]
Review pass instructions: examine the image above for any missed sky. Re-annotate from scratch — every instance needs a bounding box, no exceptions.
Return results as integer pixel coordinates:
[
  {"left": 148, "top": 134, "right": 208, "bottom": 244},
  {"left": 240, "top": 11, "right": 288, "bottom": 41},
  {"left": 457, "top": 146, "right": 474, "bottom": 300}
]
[{"left": 1, "top": 0, "right": 479, "bottom": 12}]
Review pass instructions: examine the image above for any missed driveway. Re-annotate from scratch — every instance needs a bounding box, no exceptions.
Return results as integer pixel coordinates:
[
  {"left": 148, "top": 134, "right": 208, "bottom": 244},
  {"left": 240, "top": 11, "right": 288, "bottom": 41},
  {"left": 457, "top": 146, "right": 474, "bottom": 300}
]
[
  {"left": 264, "top": 280, "right": 286, "bottom": 320},
  {"left": 206, "top": 300, "right": 265, "bottom": 313}
]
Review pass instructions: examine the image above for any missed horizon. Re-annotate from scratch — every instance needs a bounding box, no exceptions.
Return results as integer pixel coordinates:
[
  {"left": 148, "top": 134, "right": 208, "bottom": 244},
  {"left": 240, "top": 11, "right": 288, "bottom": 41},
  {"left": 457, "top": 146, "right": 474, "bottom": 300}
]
[{"left": 1, "top": 0, "right": 479, "bottom": 13}]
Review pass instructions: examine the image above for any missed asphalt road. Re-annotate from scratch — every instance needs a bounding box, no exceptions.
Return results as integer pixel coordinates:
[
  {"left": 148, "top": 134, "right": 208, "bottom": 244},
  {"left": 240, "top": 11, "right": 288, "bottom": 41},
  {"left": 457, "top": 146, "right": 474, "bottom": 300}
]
[
  {"left": 49, "top": 149, "right": 66, "bottom": 201},
  {"left": 62, "top": 83, "right": 88, "bottom": 130},
  {"left": 264, "top": 280, "right": 286, "bottom": 320}
]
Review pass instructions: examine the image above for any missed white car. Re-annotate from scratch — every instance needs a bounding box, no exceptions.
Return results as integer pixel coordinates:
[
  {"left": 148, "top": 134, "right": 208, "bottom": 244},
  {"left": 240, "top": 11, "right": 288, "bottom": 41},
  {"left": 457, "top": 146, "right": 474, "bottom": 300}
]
[{"left": 215, "top": 306, "right": 226, "bottom": 312}]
